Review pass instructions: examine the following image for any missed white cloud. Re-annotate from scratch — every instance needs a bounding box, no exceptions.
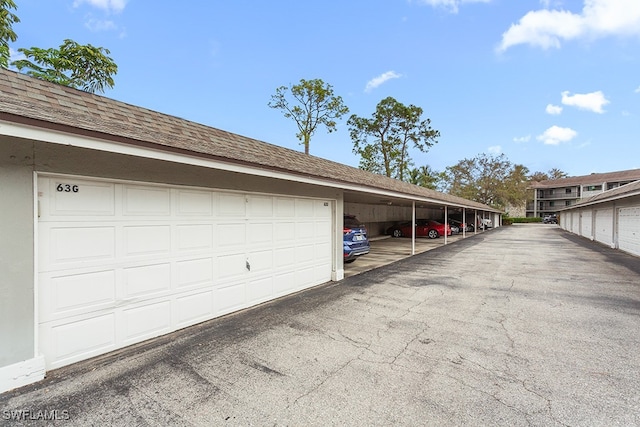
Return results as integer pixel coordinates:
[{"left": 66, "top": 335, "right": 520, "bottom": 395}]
[
  {"left": 8, "top": 48, "right": 24, "bottom": 68},
  {"left": 488, "top": 145, "right": 502, "bottom": 154},
  {"left": 497, "top": 0, "right": 640, "bottom": 52},
  {"left": 537, "top": 125, "right": 578, "bottom": 145},
  {"left": 513, "top": 135, "right": 531, "bottom": 143},
  {"left": 365, "top": 71, "right": 402, "bottom": 92},
  {"left": 73, "top": 0, "right": 127, "bottom": 13},
  {"left": 561, "top": 90, "right": 609, "bottom": 113},
  {"left": 85, "top": 18, "right": 117, "bottom": 32},
  {"left": 635, "top": 86, "right": 640, "bottom": 93},
  {"left": 415, "top": 0, "right": 491, "bottom": 14},
  {"left": 546, "top": 104, "right": 563, "bottom": 115}
]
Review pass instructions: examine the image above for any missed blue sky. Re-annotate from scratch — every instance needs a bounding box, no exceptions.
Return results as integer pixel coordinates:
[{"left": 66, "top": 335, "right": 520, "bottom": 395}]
[{"left": 8, "top": 0, "right": 640, "bottom": 177}]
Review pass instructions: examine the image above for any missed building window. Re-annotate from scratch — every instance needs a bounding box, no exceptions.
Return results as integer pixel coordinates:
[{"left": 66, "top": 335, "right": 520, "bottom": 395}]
[
  {"left": 550, "top": 201, "right": 555, "bottom": 207},
  {"left": 565, "top": 188, "right": 572, "bottom": 194},
  {"left": 585, "top": 185, "right": 602, "bottom": 191},
  {"left": 565, "top": 200, "right": 571, "bottom": 206}
]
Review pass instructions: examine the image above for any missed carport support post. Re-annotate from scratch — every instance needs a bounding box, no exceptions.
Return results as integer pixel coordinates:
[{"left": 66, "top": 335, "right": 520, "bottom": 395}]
[
  {"left": 412, "top": 201, "right": 416, "bottom": 255},
  {"left": 444, "top": 206, "right": 448, "bottom": 245},
  {"left": 474, "top": 209, "right": 478, "bottom": 234},
  {"left": 462, "top": 208, "right": 466, "bottom": 237}
]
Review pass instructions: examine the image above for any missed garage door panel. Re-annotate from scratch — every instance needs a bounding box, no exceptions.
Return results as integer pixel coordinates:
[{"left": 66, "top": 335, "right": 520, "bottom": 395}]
[
  {"left": 40, "top": 270, "right": 116, "bottom": 322},
  {"left": 247, "top": 277, "right": 273, "bottom": 303},
  {"left": 216, "top": 282, "right": 246, "bottom": 314},
  {"left": 123, "top": 186, "right": 171, "bottom": 216},
  {"left": 273, "top": 271, "right": 296, "bottom": 295},
  {"left": 274, "top": 247, "right": 296, "bottom": 268},
  {"left": 124, "top": 225, "right": 171, "bottom": 256},
  {"left": 315, "top": 220, "right": 331, "bottom": 238},
  {"left": 46, "top": 179, "right": 115, "bottom": 217},
  {"left": 176, "top": 190, "right": 213, "bottom": 216},
  {"left": 176, "top": 258, "right": 213, "bottom": 288},
  {"left": 274, "top": 223, "right": 296, "bottom": 243},
  {"left": 218, "top": 193, "right": 246, "bottom": 216},
  {"left": 248, "top": 249, "right": 273, "bottom": 273},
  {"left": 175, "top": 290, "right": 214, "bottom": 328},
  {"left": 122, "top": 301, "right": 171, "bottom": 344},
  {"left": 296, "top": 222, "right": 315, "bottom": 239},
  {"left": 248, "top": 222, "right": 273, "bottom": 245},
  {"left": 38, "top": 176, "right": 333, "bottom": 370},
  {"left": 217, "top": 253, "right": 248, "bottom": 279},
  {"left": 177, "top": 224, "right": 213, "bottom": 251},
  {"left": 248, "top": 196, "right": 273, "bottom": 217},
  {"left": 275, "top": 198, "right": 295, "bottom": 217},
  {"left": 45, "top": 226, "right": 115, "bottom": 268},
  {"left": 217, "top": 223, "right": 246, "bottom": 248},
  {"left": 123, "top": 263, "right": 171, "bottom": 298},
  {"left": 315, "top": 242, "right": 332, "bottom": 263},
  {"left": 296, "top": 199, "right": 314, "bottom": 217},
  {"left": 43, "top": 313, "right": 116, "bottom": 368},
  {"left": 295, "top": 244, "right": 315, "bottom": 264}
]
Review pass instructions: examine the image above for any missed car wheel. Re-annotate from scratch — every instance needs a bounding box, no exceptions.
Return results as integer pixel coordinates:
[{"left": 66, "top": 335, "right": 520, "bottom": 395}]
[
  {"left": 392, "top": 229, "right": 403, "bottom": 238},
  {"left": 428, "top": 229, "right": 438, "bottom": 239}
]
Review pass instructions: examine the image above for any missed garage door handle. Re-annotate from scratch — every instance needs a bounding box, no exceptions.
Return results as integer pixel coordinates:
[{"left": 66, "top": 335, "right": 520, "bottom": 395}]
[{"left": 246, "top": 260, "right": 251, "bottom": 271}]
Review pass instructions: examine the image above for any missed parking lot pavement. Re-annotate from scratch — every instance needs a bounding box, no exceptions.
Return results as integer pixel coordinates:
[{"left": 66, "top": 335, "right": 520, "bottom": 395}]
[{"left": 2, "top": 225, "right": 639, "bottom": 426}]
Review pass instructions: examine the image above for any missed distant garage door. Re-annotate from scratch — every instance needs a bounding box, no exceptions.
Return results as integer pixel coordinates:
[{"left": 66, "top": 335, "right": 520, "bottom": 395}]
[
  {"left": 594, "top": 208, "right": 613, "bottom": 247},
  {"left": 37, "top": 175, "right": 333, "bottom": 369},
  {"left": 580, "top": 211, "right": 593, "bottom": 239},
  {"left": 618, "top": 206, "right": 640, "bottom": 257}
]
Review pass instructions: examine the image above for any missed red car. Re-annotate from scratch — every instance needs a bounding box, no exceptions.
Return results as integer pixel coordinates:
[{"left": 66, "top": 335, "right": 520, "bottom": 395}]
[{"left": 386, "top": 219, "right": 452, "bottom": 239}]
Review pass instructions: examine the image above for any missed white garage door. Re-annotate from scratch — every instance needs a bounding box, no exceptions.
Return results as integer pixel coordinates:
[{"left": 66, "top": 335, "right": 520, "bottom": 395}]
[
  {"left": 594, "top": 208, "right": 614, "bottom": 247},
  {"left": 580, "top": 211, "right": 593, "bottom": 239},
  {"left": 571, "top": 212, "right": 580, "bottom": 234},
  {"left": 618, "top": 206, "right": 640, "bottom": 256},
  {"left": 37, "top": 175, "right": 333, "bottom": 369}
]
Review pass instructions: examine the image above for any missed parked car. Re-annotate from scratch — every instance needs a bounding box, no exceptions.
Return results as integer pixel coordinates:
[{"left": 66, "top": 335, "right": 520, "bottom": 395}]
[
  {"left": 343, "top": 214, "right": 370, "bottom": 263},
  {"left": 543, "top": 214, "right": 558, "bottom": 224},
  {"left": 386, "top": 219, "right": 452, "bottom": 239},
  {"left": 447, "top": 218, "right": 473, "bottom": 233}
]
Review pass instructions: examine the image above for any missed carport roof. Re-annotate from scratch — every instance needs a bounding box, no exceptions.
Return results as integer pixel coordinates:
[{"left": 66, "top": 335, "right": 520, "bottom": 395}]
[{"left": 0, "top": 69, "right": 497, "bottom": 212}]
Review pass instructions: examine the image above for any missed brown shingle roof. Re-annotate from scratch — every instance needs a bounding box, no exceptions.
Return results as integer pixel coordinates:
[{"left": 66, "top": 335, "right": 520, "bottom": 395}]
[
  {"left": 0, "top": 68, "right": 497, "bottom": 211},
  {"left": 564, "top": 179, "right": 640, "bottom": 209},
  {"left": 531, "top": 169, "right": 640, "bottom": 188}
]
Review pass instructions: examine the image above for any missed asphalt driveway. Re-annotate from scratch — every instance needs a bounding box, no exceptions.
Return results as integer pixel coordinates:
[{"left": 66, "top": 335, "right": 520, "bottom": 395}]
[{"left": 2, "top": 225, "right": 639, "bottom": 426}]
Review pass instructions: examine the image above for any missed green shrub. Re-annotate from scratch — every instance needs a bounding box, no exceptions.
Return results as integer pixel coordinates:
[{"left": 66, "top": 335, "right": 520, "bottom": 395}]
[{"left": 509, "top": 217, "right": 542, "bottom": 223}]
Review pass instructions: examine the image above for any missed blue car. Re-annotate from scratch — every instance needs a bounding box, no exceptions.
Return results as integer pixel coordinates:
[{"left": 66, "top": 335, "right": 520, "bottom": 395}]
[{"left": 343, "top": 214, "right": 370, "bottom": 263}]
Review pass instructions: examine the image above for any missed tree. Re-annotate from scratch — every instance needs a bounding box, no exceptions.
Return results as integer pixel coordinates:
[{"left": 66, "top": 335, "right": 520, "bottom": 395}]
[
  {"left": 268, "top": 78, "right": 349, "bottom": 155},
  {"left": 407, "top": 165, "right": 444, "bottom": 190},
  {"left": 529, "top": 168, "right": 569, "bottom": 182},
  {"left": 441, "top": 153, "right": 529, "bottom": 209},
  {"left": 12, "top": 39, "right": 117, "bottom": 93},
  {"left": 348, "top": 97, "right": 440, "bottom": 181},
  {"left": 0, "top": 0, "right": 19, "bottom": 68}
]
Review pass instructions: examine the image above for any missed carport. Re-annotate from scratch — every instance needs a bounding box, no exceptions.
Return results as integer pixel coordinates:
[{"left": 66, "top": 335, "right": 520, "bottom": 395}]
[{"left": 343, "top": 188, "right": 499, "bottom": 257}]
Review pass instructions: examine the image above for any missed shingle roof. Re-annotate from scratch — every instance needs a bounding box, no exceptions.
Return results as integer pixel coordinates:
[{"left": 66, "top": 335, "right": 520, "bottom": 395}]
[
  {"left": 562, "top": 179, "right": 640, "bottom": 209},
  {"left": 0, "top": 68, "right": 497, "bottom": 211},
  {"left": 530, "top": 169, "right": 640, "bottom": 188}
]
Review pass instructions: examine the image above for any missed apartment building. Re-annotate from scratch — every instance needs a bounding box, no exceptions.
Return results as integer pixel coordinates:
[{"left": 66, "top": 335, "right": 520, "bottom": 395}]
[{"left": 527, "top": 169, "right": 640, "bottom": 218}]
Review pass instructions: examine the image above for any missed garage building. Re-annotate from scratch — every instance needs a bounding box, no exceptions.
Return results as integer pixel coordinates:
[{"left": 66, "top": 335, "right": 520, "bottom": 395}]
[
  {"left": 0, "top": 69, "right": 500, "bottom": 393},
  {"left": 558, "top": 180, "right": 640, "bottom": 257}
]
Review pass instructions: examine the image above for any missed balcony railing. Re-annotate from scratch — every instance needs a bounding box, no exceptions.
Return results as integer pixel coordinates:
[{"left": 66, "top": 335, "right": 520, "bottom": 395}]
[{"left": 536, "top": 193, "right": 580, "bottom": 200}]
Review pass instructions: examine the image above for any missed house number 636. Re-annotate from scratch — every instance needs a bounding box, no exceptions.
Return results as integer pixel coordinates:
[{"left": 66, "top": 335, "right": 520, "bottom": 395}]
[{"left": 56, "top": 183, "right": 79, "bottom": 193}]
